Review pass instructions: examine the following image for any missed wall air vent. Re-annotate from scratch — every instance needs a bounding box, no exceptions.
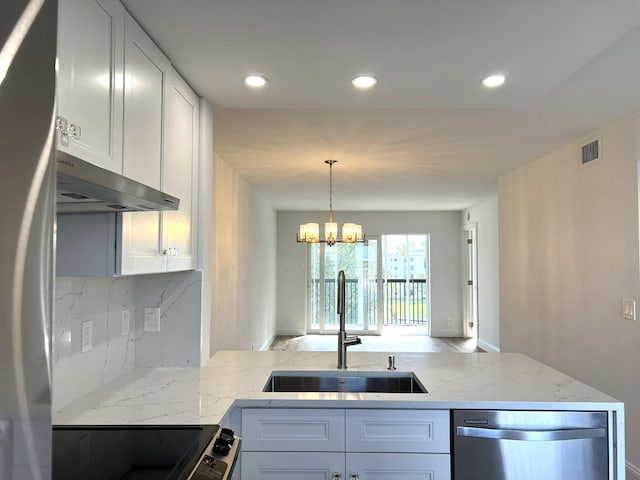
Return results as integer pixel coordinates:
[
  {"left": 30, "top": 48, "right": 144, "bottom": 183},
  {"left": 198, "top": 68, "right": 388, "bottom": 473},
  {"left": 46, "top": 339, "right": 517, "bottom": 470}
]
[{"left": 581, "top": 137, "right": 601, "bottom": 167}]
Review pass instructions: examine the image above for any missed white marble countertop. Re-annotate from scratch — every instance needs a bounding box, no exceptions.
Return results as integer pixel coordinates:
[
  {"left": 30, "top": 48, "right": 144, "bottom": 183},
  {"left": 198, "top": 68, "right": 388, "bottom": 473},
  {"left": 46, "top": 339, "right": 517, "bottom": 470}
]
[{"left": 53, "top": 351, "right": 622, "bottom": 426}]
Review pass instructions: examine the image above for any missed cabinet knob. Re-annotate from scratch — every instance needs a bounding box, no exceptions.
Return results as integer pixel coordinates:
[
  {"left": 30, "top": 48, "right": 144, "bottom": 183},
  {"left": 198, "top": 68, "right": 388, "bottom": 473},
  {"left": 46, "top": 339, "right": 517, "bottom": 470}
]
[
  {"left": 331, "top": 474, "right": 342, "bottom": 480},
  {"left": 68, "top": 123, "right": 82, "bottom": 139},
  {"left": 349, "top": 475, "right": 360, "bottom": 480},
  {"left": 55, "top": 116, "right": 68, "bottom": 133},
  {"left": 55, "top": 117, "right": 82, "bottom": 139}
]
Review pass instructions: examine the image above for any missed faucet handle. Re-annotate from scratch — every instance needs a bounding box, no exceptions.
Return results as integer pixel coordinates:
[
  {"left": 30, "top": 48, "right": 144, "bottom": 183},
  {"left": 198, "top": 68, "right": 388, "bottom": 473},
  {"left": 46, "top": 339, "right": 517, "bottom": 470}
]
[{"left": 387, "top": 355, "right": 397, "bottom": 370}]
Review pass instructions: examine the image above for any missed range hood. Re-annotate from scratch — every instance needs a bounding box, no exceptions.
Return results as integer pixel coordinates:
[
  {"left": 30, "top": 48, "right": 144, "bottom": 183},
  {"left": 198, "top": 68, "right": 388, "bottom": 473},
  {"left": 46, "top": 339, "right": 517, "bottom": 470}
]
[{"left": 56, "top": 151, "right": 180, "bottom": 213}]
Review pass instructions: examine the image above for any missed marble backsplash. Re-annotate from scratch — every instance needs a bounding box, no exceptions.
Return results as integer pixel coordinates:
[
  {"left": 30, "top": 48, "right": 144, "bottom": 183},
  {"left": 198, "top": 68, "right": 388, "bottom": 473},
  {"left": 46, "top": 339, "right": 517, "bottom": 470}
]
[
  {"left": 54, "top": 277, "right": 136, "bottom": 410},
  {"left": 135, "top": 272, "right": 202, "bottom": 368},
  {"left": 53, "top": 271, "right": 202, "bottom": 411}
]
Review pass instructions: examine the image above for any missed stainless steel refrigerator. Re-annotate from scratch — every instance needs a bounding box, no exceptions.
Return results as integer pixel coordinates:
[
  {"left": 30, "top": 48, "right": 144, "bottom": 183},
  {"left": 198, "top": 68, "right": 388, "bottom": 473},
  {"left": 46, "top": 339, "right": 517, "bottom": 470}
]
[{"left": 0, "top": 1, "right": 57, "bottom": 479}]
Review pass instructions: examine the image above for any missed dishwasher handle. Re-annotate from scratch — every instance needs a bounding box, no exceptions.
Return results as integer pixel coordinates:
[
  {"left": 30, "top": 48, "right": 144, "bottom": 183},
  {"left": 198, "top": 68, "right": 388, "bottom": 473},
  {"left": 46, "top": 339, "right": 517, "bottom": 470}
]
[{"left": 456, "top": 426, "right": 606, "bottom": 442}]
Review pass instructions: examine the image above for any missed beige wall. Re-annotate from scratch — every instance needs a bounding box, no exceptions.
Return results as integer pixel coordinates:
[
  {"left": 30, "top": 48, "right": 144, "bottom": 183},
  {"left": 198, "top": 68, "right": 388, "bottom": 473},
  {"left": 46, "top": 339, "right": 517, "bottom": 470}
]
[
  {"left": 463, "top": 194, "right": 500, "bottom": 352},
  {"left": 499, "top": 113, "right": 640, "bottom": 470},
  {"left": 277, "top": 210, "right": 463, "bottom": 337},
  {"left": 198, "top": 98, "right": 214, "bottom": 363},
  {"left": 211, "top": 152, "right": 277, "bottom": 353}
]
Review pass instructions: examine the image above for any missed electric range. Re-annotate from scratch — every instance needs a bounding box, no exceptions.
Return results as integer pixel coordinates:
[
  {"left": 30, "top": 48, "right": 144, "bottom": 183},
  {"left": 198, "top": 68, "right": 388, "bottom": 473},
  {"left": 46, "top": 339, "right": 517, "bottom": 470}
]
[{"left": 52, "top": 424, "right": 240, "bottom": 479}]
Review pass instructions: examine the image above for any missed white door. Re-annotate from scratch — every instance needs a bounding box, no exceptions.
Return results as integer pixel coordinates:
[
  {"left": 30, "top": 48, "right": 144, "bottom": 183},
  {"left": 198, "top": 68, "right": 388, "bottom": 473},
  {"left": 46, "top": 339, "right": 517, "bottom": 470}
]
[{"left": 463, "top": 224, "right": 478, "bottom": 339}]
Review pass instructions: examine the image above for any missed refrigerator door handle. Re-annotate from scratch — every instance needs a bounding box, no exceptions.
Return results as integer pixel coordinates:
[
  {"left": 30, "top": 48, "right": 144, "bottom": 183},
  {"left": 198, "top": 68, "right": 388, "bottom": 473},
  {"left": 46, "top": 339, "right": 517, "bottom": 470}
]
[{"left": 456, "top": 426, "right": 606, "bottom": 441}]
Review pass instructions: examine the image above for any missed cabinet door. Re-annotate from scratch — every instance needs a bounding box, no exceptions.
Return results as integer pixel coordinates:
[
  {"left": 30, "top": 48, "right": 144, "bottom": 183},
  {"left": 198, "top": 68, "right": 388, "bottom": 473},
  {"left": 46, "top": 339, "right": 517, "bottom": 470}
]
[
  {"left": 122, "top": 10, "right": 168, "bottom": 187},
  {"left": 119, "top": 12, "right": 170, "bottom": 275},
  {"left": 242, "top": 452, "right": 344, "bottom": 480},
  {"left": 57, "top": 0, "right": 124, "bottom": 172},
  {"left": 346, "top": 409, "right": 450, "bottom": 453},
  {"left": 163, "top": 68, "right": 199, "bottom": 272},
  {"left": 346, "top": 453, "right": 451, "bottom": 480},
  {"left": 242, "top": 408, "right": 345, "bottom": 452}
]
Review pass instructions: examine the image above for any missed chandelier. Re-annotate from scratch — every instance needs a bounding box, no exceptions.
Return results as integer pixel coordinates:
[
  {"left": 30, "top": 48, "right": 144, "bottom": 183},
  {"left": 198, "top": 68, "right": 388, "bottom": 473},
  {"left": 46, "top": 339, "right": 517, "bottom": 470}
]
[{"left": 297, "top": 160, "right": 365, "bottom": 246}]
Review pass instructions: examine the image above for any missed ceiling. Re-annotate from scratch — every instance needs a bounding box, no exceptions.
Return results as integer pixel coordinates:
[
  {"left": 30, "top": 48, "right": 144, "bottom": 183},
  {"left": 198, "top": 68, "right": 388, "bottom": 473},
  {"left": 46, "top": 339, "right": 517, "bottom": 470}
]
[{"left": 122, "top": 0, "right": 640, "bottom": 210}]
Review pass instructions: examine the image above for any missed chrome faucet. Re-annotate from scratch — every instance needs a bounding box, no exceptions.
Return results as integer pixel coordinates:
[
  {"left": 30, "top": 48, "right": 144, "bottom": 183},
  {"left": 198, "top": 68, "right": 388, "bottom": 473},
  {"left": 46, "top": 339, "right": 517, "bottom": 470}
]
[{"left": 337, "top": 270, "right": 361, "bottom": 369}]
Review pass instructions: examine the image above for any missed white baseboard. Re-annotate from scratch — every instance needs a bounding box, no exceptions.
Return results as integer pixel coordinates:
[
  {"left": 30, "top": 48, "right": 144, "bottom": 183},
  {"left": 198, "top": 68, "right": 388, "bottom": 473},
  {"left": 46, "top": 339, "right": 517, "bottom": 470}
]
[
  {"left": 258, "top": 334, "right": 276, "bottom": 351},
  {"left": 477, "top": 338, "right": 500, "bottom": 353},
  {"left": 275, "top": 329, "right": 306, "bottom": 337},
  {"left": 628, "top": 461, "right": 640, "bottom": 480},
  {"left": 430, "top": 328, "right": 463, "bottom": 337}
]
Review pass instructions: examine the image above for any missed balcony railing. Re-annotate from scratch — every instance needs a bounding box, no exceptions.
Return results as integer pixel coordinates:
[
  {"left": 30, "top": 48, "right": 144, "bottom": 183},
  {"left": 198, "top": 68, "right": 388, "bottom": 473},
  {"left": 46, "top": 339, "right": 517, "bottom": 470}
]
[
  {"left": 310, "top": 278, "right": 428, "bottom": 327},
  {"left": 385, "top": 278, "right": 428, "bottom": 325}
]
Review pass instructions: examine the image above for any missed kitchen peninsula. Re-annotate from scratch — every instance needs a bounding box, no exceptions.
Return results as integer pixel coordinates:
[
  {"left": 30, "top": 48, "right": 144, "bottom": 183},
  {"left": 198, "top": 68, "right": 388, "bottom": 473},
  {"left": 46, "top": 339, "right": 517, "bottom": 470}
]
[{"left": 54, "top": 351, "right": 625, "bottom": 478}]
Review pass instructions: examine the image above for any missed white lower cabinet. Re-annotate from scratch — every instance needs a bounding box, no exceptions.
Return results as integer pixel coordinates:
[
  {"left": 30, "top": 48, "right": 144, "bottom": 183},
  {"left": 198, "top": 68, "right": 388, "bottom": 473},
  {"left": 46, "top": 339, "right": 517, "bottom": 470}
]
[
  {"left": 242, "top": 452, "right": 344, "bottom": 479},
  {"left": 242, "top": 408, "right": 345, "bottom": 452},
  {"left": 242, "top": 452, "right": 449, "bottom": 479},
  {"left": 346, "top": 409, "right": 450, "bottom": 453},
  {"left": 346, "top": 453, "right": 450, "bottom": 479},
  {"left": 241, "top": 408, "right": 451, "bottom": 480}
]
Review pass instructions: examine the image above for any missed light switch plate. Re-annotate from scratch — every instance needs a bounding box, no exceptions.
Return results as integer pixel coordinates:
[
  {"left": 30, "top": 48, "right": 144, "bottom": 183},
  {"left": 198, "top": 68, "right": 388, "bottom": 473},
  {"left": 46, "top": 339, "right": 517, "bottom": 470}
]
[
  {"left": 81, "top": 321, "right": 93, "bottom": 352},
  {"left": 144, "top": 307, "right": 161, "bottom": 332},
  {"left": 622, "top": 298, "right": 636, "bottom": 321},
  {"left": 121, "top": 309, "right": 130, "bottom": 336}
]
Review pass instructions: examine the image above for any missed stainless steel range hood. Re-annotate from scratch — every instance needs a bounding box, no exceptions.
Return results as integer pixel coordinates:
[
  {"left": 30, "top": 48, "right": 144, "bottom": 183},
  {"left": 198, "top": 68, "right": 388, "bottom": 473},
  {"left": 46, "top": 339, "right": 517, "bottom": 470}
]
[{"left": 56, "top": 151, "right": 180, "bottom": 213}]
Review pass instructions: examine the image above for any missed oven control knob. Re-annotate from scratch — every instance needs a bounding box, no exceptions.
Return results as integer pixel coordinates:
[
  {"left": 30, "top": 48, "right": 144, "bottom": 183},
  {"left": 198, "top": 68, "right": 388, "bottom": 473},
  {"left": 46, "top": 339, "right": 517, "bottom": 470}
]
[
  {"left": 219, "top": 428, "right": 235, "bottom": 445},
  {"left": 213, "top": 437, "right": 231, "bottom": 456}
]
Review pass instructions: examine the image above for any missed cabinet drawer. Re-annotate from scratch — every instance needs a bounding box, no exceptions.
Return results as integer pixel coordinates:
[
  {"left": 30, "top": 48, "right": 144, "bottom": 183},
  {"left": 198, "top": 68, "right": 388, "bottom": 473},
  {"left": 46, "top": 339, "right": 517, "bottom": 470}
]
[
  {"left": 242, "top": 408, "right": 345, "bottom": 452},
  {"left": 242, "top": 452, "right": 344, "bottom": 479},
  {"left": 347, "top": 452, "right": 451, "bottom": 479},
  {"left": 346, "top": 409, "right": 450, "bottom": 453}
]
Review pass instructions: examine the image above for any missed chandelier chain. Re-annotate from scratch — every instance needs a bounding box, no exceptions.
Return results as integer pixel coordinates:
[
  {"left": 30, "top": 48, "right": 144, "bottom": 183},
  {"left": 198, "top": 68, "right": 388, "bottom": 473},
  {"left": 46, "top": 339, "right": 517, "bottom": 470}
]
[{"left": 329, "top": 160, "right": 333, "bottom": 221}]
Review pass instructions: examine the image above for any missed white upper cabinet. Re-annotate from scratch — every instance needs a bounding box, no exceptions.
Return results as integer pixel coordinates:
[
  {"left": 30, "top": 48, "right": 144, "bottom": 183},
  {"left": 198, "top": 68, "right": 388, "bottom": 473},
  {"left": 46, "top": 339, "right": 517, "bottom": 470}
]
[
  {"left": 56, "top": 3, "right": 200, "bottom": 277},
  {"left": 121, "top": 11, "right": 168, "bottom": 189},
  {"left": 57, "top": 0, "right": 124, "bottom": 173},
  {"left": 164, "top": 69, "right": 199, "bottom": 272},
  {"left": 119, "top": 14, "right": 199, "bottom": 276},
  {"left": 118, "top": 11, "right": 169, "bottom": 275}
]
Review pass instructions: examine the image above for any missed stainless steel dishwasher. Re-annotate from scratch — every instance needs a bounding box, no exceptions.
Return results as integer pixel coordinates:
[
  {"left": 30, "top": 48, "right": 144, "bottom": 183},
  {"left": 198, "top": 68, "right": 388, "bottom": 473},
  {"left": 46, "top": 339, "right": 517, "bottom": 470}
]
[{"left": 452, "top": 410, "right": 608, "bottom": 480}]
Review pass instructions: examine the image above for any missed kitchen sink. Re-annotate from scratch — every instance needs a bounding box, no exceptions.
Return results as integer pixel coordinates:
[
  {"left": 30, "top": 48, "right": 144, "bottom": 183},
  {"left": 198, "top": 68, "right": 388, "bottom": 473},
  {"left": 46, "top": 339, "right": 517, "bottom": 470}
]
[{"left": 262, "top": 371, "right": 428, "bottom": 394}]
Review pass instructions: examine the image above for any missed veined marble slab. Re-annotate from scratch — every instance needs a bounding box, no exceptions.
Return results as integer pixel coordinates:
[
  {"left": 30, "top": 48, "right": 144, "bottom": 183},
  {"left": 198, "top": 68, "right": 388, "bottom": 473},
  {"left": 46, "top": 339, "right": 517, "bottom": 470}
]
[{"left": 54, "top": 351, "right": 622, "bottom": 426}]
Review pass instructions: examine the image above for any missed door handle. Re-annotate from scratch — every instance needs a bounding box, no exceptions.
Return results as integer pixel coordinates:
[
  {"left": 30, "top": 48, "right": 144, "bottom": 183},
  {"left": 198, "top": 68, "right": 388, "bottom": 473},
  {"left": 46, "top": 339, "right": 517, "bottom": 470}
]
[{"left": 456, "top": 426, "right": 606, "bottom": 441}]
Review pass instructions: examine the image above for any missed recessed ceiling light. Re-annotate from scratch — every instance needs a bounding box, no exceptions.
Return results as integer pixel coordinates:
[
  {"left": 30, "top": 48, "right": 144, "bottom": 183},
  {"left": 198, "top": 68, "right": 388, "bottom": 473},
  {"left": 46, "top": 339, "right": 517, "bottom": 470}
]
[
  {"left": 245, "top": 75, "right": 267, "bottom": 88},
  {"left": 352, "top": 76, "right": 377, "bottom": 89},
  {"left": 482, "top": 74, "right": 506, "bottom": 88}
]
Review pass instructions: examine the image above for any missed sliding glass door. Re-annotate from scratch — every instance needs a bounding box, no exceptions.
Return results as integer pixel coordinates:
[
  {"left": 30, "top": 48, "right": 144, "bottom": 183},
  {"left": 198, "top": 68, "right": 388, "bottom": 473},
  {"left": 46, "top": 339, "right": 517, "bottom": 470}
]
[
  {"left": 307, "top": 234, "right": 430, "bottom": 335},
  {"left": 308, "top": 237, "right": 381, "bottom": 334},
  {"left": 381, "top": 235, "right": 430, "bottom": 334}
]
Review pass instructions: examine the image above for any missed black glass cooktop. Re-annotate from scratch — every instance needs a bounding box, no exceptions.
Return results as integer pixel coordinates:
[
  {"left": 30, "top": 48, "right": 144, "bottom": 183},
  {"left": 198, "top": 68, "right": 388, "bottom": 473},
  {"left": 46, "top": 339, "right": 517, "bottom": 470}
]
[{"left": 52, "top": 425, "right": 220, "bottom": 480}]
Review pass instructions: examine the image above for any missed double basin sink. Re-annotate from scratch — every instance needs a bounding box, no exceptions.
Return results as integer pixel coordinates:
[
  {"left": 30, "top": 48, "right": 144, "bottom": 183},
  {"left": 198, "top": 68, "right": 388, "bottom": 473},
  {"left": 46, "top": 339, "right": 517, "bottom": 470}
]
[{"left": 263, "top": 371, "right": 428, "bottom": 394}]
